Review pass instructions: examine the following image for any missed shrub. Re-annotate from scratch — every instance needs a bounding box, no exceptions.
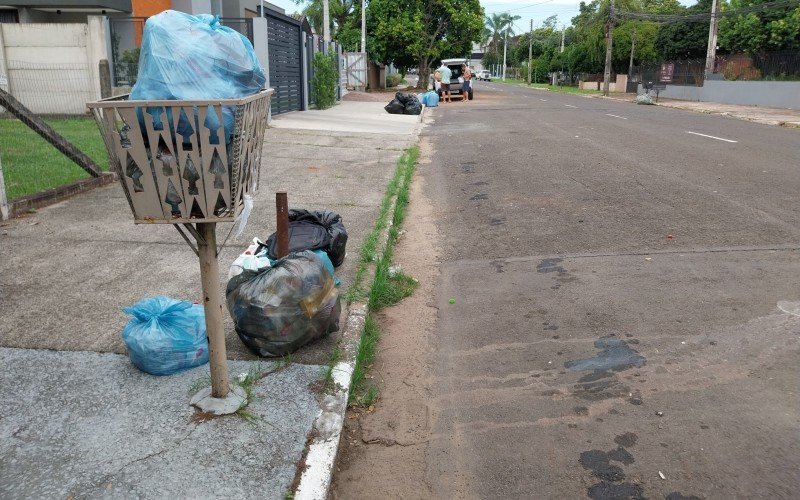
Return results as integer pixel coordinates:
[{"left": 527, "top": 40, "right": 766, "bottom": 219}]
[
  {"left": 312, "top": 52, "right": 337, "bottom": 110},
  {"left": 386, "top": 73, "right": 403, "bottom": 87}
]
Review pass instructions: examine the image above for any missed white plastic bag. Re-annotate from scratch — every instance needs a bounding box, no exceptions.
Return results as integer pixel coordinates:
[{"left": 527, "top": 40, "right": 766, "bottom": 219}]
[{"left": 228, "top": 237, "right": 271, "bottom": 280}]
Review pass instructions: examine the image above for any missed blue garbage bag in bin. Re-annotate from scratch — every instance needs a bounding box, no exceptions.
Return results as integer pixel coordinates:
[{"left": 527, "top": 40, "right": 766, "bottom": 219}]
[
  {"left": 130, "top": 10, "right": 266, "bottom": 144},
  {"left": 121, "top": 296, "right": 209, "bottom": 375}
]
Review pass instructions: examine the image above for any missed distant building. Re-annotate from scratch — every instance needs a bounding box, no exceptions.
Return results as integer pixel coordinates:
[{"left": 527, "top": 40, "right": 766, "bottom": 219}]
[
  {"left": 0, "top": 0, "right": 131, "bottom": 23},
  {"left": 470, "top": 41, "right": 485, "bottom": 73},
  {"left": 0, "top": 0, "right": 286, "bottom": 23}
]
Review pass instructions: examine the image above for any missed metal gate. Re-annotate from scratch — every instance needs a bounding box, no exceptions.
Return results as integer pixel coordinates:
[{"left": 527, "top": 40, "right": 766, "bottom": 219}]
[
  {"left": 265, "top": 11, "right": 306, "bottom": 115},
  {"left": 344, "top": 52, "right": 367, "bottom": 89}
]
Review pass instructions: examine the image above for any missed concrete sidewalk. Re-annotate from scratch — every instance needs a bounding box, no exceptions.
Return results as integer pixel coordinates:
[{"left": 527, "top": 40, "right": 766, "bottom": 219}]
[
  {"left": 599, "top": 92, "right": 800, "bottom": 128},
  {"left": 0, "top": 100, "right": 420, "bottom": 498},
  {"left": 271, "top": 100, "right": 422, "bottom": 135}
]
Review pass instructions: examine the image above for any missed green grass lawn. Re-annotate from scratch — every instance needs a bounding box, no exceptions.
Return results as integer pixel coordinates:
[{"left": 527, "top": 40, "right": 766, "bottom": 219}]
[
  {"left": 491, "top": 78, "right": 602, "bottom": 95},
  {"left": 530, "top": 83, "right": 602, "bottom": 95},
  {"left": 0, "top": 117, "right": 109, "bottom": 200}
]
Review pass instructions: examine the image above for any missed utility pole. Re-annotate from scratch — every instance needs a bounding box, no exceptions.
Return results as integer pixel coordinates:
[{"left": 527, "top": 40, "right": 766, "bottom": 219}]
[
  {"left": 323, "top": 0, "right": 330, "bottom": 46},
  {"left": 528, "top": 19, "right": 533, "bottom": 84},
  {"left": 502, "top": 29, "right": 508, "bottom": 81},
  {"left": 360, "top": 0, "right": 366, "bottom": 53},
  {"left": 704, "top": 0, "right": 720, "bottom": 76},
  {"left": 628, "top": 28, "right": 636, "bottom": 78},
  {"left": 560, "top": 26, "right": 565, "bottom": 53},
  {"left": 602, "top": 0, "right": 615, "bottom": 96}
]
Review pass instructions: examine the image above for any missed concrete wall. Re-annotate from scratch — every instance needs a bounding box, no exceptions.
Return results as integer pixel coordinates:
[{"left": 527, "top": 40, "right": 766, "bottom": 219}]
[
  {"left": 578, "top": 75, "right": 627, "bottom": 92},
  {"left": 0, "top": 16, "right": 108, "bottom": 114},
  {"left": 637, "top": 80, "right": 800, "bottom": 109}
]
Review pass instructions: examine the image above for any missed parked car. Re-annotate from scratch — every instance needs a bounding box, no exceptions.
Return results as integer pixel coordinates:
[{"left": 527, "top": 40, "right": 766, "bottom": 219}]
[
  {"left": 475, "top": 70, "right": 492, "bottom": 81},
  {"left": 431, "top": 58, "right": 474, "bottom": 101}
]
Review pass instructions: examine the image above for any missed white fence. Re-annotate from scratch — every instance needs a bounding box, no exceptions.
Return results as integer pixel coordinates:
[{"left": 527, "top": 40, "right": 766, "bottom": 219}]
[
  {"left": 344, "top": 52, "right": 367, "bottom": 90},
  {"left": 0, "top": 17, "right": 108, "bottom": 115}
]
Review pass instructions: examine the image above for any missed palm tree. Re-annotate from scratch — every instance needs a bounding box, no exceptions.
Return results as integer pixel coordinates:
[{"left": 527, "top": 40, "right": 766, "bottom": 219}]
[
  {"left": 295, "top": 0, "right": 356, "bottom": 39},
  {"left": 484, "top": 13, "right": 505, "bottom": 57},
  {"left": 484, "top": 13, "right": 521, "bottom": 57}
]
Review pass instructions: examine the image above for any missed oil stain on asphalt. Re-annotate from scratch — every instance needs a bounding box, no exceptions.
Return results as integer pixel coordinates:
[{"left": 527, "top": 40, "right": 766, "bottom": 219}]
[
  {"left": 565, "top": 338, "right": 646, "bottom": 401},
  {"left": 565, "top": 338, "right": 646, "bottom": 372},
  {"left": 579, "top": 433, "right": 643, "bottom": 500}
]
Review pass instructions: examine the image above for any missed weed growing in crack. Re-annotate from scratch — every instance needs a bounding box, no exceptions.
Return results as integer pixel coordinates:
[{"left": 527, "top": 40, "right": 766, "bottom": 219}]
[
  {"left": 233, "top": 364, "right": 266, "bottom": 423},
  {"left": 187, "top": 375, "right": 211, "bottom": 396},
  {"left": 322, "top": 347, "right": 343, "bottom": 392},
  {"left": 357, "top": 385, "right": 379, "bottom": 407}
]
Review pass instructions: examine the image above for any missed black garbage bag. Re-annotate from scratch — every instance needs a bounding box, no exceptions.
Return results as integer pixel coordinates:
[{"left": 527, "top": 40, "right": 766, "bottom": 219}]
[
  {"left": 395, "top": 91, "right": 413, "bottom": 105},
  {"left": 263, "top": 209, "right": 348, "bottom": 267},
  {"left": 385, "top": 98, "right": 404, "bottom": 114},
  {"left": 264, "top": 220, "right": 331, "bottom": 258},
  {"left": 395, "top": 91, "right": 422, "bottom": 115},
  {"left": 403, "top": 97, "right": 422, "bottom": 115},
  {"left": 226, "top": 251, "right": 341, "bottom": 357}
]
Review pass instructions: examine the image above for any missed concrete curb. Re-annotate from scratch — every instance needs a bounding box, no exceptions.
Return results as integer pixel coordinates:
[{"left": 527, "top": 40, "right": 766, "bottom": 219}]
[
  {"left": 294, "top": 119, "right": 426, "bottom": 500},
  {"left": 9, "top": 172, "right": 116, "bottom": 218},
  {"left": 294, "top": 304, "right": 366, "bottom": 499},
  {"left": 592, "top": 94, "right": 800, "bottom": 129}
]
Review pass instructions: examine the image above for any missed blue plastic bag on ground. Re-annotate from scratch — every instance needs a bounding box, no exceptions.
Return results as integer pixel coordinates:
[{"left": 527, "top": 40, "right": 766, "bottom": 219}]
[
  {"left": 130, "top": 11, "right": 266, "bottom": 144},
  {"left": 121, "top": 296, "right": 209, "bottom": 375},
  {"left": 424, "top": 91, "right": 439, "bottom": 107}
]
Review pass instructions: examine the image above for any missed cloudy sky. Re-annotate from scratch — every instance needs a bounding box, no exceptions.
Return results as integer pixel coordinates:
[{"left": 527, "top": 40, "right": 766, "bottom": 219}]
[{"left": 265, "top": 0, "right": 699, "bottom": 36}]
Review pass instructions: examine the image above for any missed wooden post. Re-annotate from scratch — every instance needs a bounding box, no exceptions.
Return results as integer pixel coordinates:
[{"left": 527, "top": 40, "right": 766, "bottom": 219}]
[
  {"left": 99, "top": 59, "right": 112, "bottom": 99},
  {"left": 276, "top": 192, "right": 289, "bottom": 258},
  {"left": 0, "top": 152, "right": 9, "bottom": 220},
  {"left": 197, "top": 222, "right": 230, "bottom": 398}
]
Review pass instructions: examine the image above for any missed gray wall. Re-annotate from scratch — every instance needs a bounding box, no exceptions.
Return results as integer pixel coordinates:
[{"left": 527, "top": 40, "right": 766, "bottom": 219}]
[{"left": 639, "top": 80, "right": 800, "bottom": 110}]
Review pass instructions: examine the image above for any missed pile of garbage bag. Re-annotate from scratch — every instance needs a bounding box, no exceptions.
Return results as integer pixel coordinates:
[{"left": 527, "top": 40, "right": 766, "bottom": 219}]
[
  {"left": 229, "top": 238, "right": 339, "bottom": 286},
  {"left": 385, "top": 92, "right": 423, "bottom": 115},
  {"left": 121, "top": 296, "right": 209, "bottom": 376},
  {"left": 226, "top": 251, "right": 341, "bottom": 357},
  {"left": 130, "top": 10, "right": 266, "bottom": 144},
  {"left": 264, "top": 209, "right": 348, "bottom": 267}
]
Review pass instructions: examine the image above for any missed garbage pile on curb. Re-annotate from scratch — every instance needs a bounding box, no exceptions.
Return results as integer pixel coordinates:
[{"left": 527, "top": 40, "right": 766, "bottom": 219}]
[
  {"left": 385, "top": 92, "right": 423, "bottom": 115},
  {"left": 106, "top": 11, "right": 350, "bottom": 375},
  {"left": 226, "top": 209, "right": 348, "bottom": 357}
]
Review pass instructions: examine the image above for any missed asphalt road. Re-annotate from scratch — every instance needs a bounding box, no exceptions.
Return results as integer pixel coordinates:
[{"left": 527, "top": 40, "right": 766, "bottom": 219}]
[{"left": 420, "top": 81, "right": 800, "bottom": 499}]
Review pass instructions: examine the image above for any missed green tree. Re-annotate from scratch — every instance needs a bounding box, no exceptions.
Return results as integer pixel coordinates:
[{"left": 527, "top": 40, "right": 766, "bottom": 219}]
[
  {"left": 719, "top": 0, "right": 800, "bottom": 53},
  {"left": 367, "top": 0, "right": 485, "bottom": 87},
  {"left": 483, "top": 12, "right": 521, "bottom": 60},
  {"left": 654, "top": 0, "right": 712, "bottom": 60},
  {"left": 613, "top": 21, "right": 659, "bottom": 70},
  {"left": 295, "top": 0, "right": 361, "bottom": 50}
]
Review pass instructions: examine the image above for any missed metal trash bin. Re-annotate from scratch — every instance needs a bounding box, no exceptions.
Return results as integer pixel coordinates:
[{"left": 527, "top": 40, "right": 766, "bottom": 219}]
[
  {"left": 87, "top": 89, "right": 273, "bottom": 223},
  {"left": 87, "top": 89, "right": 273, "bottom": 407}
]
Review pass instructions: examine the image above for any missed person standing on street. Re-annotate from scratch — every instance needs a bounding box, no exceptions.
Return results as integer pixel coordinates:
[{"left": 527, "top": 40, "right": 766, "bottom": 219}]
[
  {"left": 437, "top": 62, "right": 452, "bottom": 103},
  {"left": 461, "top": 64, "right": 472, "bottom": 102}
]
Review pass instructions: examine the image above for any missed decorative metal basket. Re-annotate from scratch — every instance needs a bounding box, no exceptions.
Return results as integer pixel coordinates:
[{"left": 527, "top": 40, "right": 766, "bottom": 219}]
[{"left": 88, "top": 89, "right": 273, "bottom": 224}]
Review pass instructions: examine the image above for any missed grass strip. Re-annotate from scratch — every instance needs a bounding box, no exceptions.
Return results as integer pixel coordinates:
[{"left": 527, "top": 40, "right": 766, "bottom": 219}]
[
  {"left": 0, "top": 117, "right": 109, "bottom": 200},
  {"left": 529, "top": 83, "right": 602, "bottom": 95},
  {"left": 490, "top": 79, "right": 602, "bottom": 95},
  {"left": 347, "top": 146, "right": 419, "bottom": 406}
]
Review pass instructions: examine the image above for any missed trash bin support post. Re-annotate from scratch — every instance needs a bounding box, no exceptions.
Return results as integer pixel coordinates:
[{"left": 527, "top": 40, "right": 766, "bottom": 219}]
[
  {"left": 197, "top": 222, "right": 230, "bottom": 398},
  {"left": 276, "top": 192, "right": 289, "bottom": 259}
]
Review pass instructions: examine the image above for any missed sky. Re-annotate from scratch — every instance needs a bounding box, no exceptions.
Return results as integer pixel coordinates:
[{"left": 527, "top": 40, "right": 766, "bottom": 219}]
[{"left": 264, "top": 0, "right": 698, "bottom": 37}]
